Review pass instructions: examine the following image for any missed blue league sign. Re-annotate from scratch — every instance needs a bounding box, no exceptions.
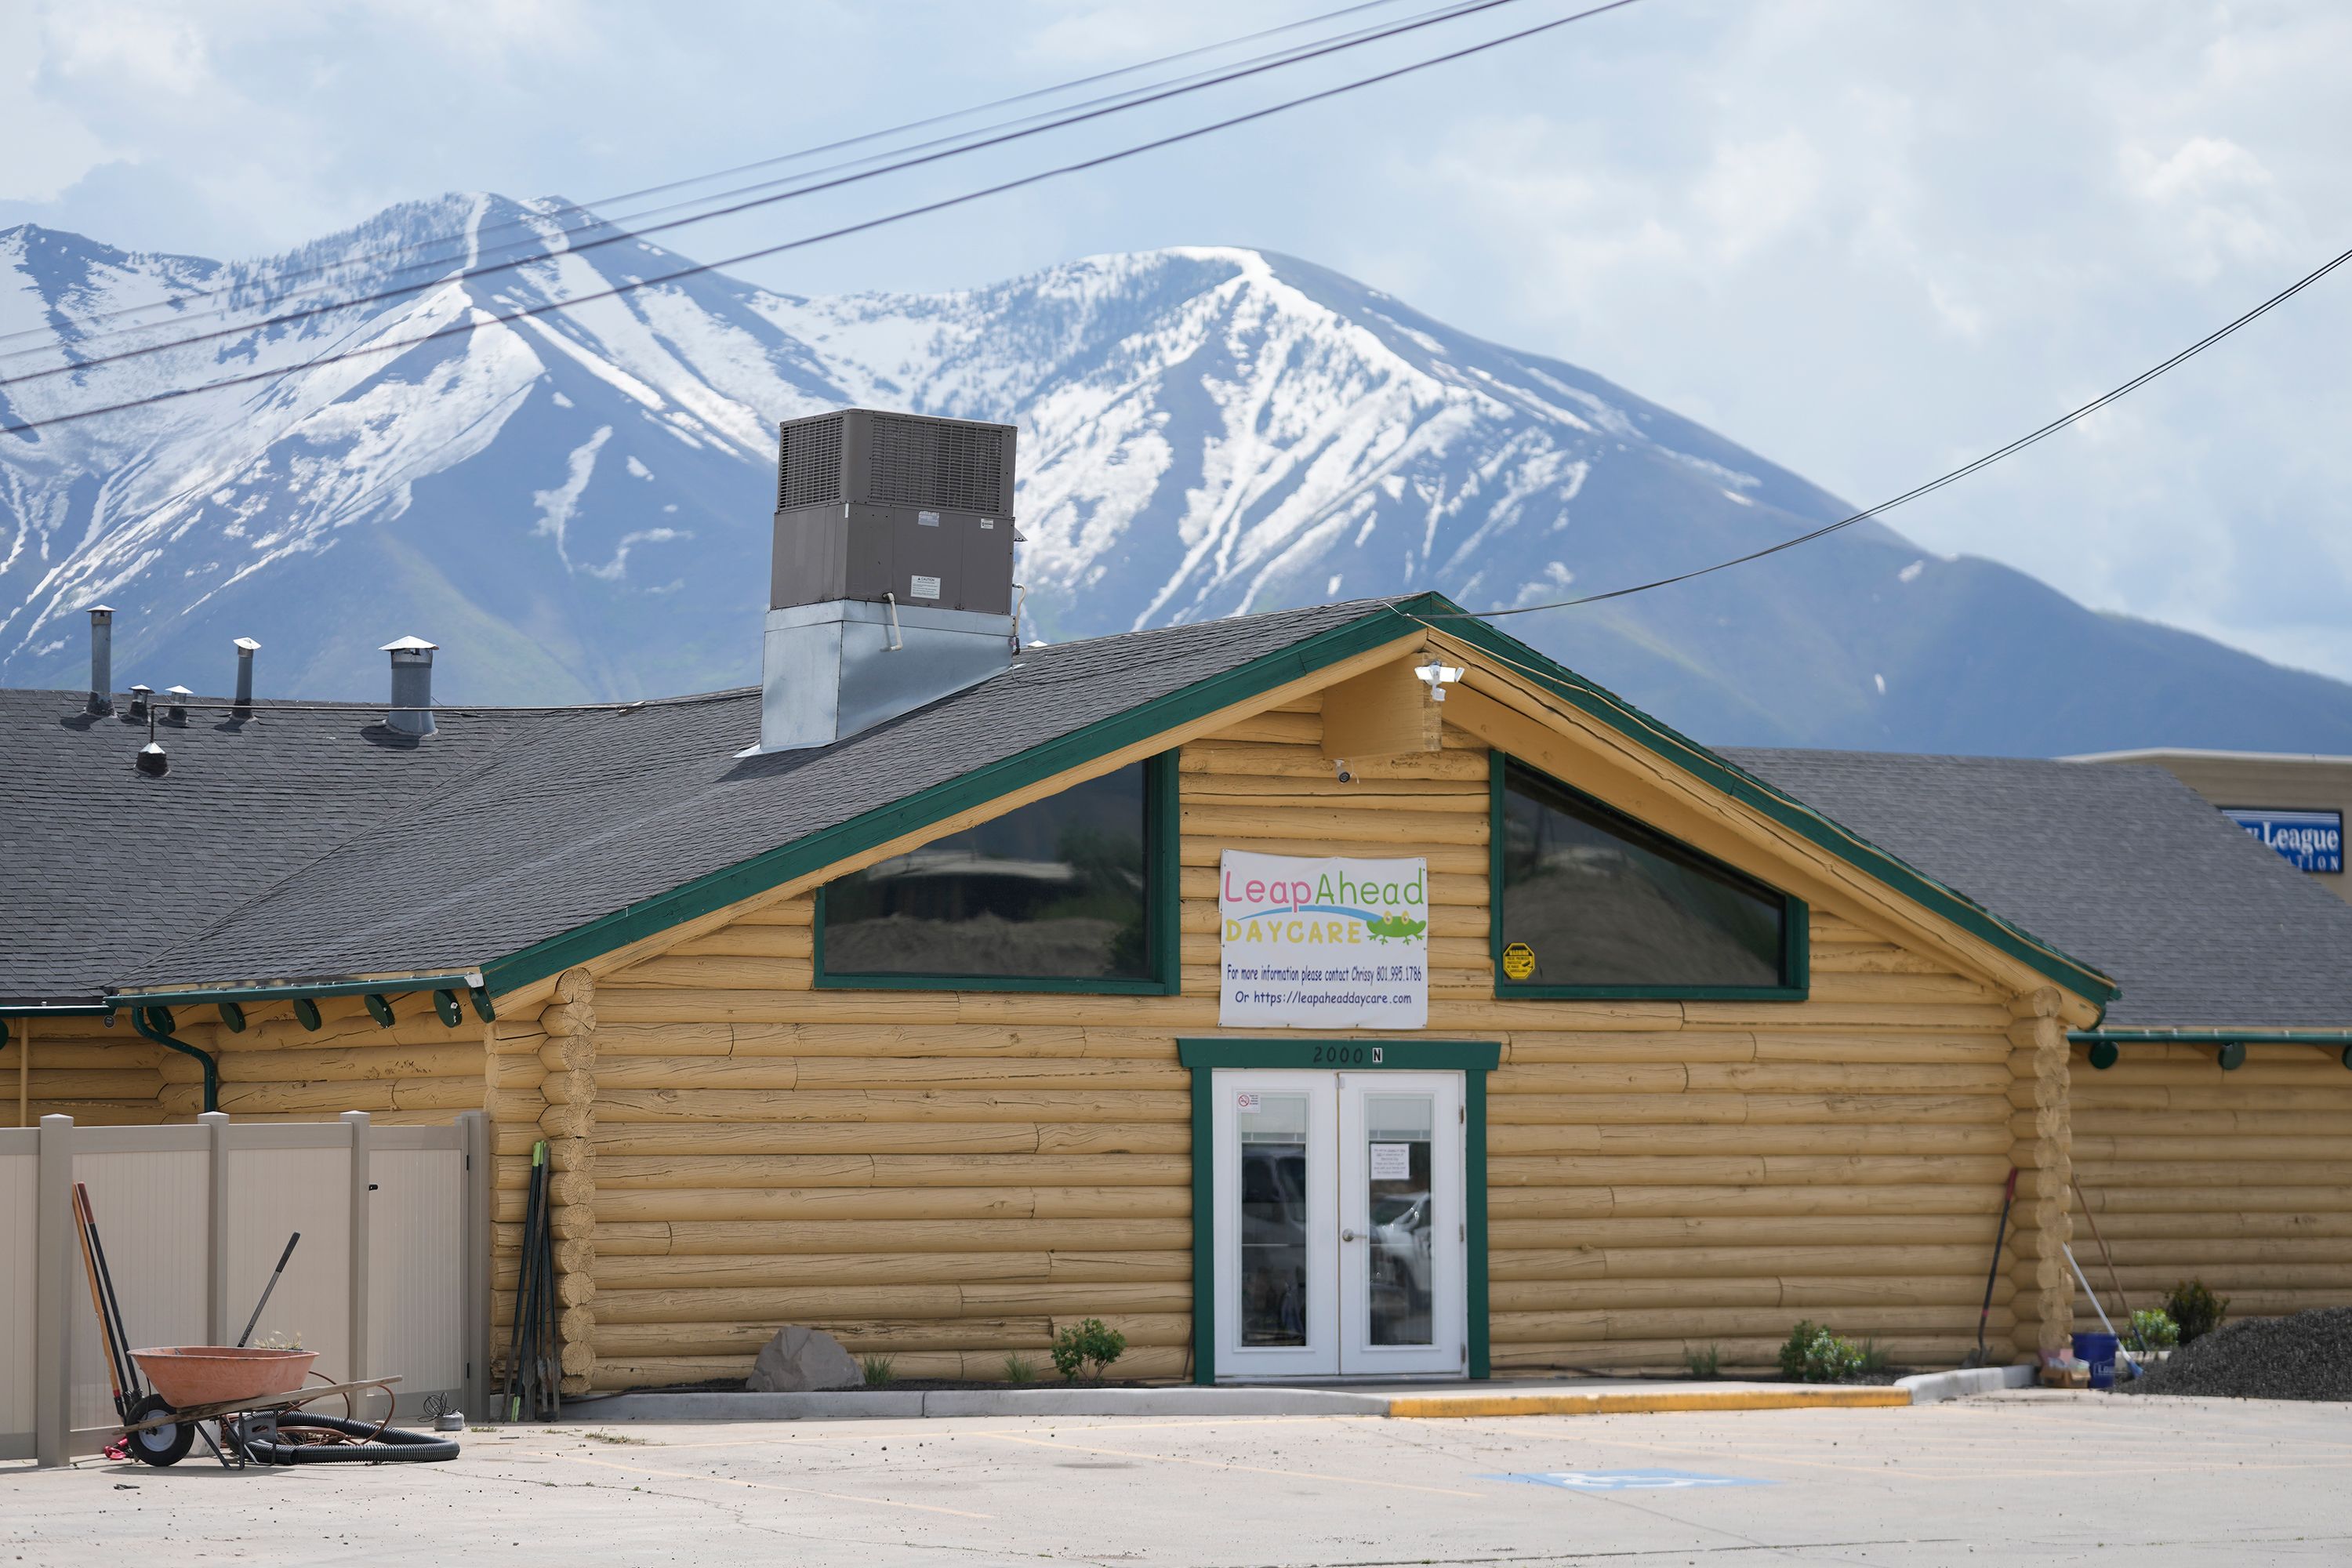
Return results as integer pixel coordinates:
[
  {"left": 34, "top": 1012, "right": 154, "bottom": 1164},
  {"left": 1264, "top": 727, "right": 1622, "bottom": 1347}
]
[{"left": 2223, "top": 808, "right": 2344, "bottom": 873}]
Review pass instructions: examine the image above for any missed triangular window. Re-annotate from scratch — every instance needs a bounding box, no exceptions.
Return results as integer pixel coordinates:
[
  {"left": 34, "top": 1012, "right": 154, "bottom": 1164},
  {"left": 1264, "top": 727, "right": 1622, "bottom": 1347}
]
[{"left": 1494, "top": 756, "right": 1804, "bottom": 996}]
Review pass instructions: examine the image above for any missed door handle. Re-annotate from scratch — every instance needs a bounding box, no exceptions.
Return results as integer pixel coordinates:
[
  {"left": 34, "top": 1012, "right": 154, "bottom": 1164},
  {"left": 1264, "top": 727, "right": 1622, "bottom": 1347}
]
[{"left": 1340, "top": 1229, "right": 1361, "bottom": 1242}]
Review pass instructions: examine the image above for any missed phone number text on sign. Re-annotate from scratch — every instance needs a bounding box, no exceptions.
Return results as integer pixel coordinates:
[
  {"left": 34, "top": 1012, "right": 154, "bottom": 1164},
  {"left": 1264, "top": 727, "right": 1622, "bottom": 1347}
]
[{"left": 1218, "top": 849, "right": 1428, "bottom": 1029}]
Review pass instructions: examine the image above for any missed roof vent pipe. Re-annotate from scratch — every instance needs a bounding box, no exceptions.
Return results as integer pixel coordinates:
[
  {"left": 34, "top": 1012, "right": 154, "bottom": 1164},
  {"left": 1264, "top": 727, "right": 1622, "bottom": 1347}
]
[
  {"left": 164, "top": 685, "right": 191, "bottom": 725},
  {"left": 135, "top": 742, "right": 169, "bottom": 778},
  {"left": 126, "top": 684, "right": 153, "bottom": 722},
  {"left": 232, "top": 637, "right": 260, "bottom": 717},
  {"left": 86, "top": 605, "right": 116, "bottom": 717},
  {"left": 381, "top": 636, "right": 438, "bottom": 736}
]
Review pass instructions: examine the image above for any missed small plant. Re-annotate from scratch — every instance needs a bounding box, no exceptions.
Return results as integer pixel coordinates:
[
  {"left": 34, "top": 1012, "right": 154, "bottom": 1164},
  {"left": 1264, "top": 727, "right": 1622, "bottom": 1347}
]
[
  {"left": 2164, "top": 1280, "right": 2229, "bottom": 1346},
  {"left": 2129, "top": 1307, "right": 2179, "bottom": 1351},
  {"left": 1001, "top": 1353, "right": 1036, "bottom": 1384},
  {"left": 1777, "top": 1320, "right": 1864, "bottom": 1384},
  {"left": 1049, "top": 1318, "right": 1127, "bottom": 1385},
  {"left": 253, "top": 1329, "right": 303, "bottom": 1350},
  {"left": 1682, "top": 1343, "right": 1721, "bottom": 1379},
  {"left": 860, "top": 1354, "right": 897, "bottom": 1387},
  {"left": 1857, "top": 1338, "right": 1891, "bottom": 1375}
]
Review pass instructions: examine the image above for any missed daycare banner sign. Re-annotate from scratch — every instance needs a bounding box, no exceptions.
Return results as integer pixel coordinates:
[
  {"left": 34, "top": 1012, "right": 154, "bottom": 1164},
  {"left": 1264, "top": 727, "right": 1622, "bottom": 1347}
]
[{"left": 1218, "top": 850, "right": 1428, "bottom": 1029}]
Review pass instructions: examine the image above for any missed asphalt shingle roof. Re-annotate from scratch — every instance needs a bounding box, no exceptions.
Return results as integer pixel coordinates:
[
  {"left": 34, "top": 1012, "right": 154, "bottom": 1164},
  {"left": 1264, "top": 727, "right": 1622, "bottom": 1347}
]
[
  {"left": 0, "top": 691, "right": 539, "bottom": 1005},
  {"left": 2, "top": 599, "right": 1390, "bottom": 1001},
  {"left": 1726, "top": 748, "right": 2352, "bottom": 1031}
]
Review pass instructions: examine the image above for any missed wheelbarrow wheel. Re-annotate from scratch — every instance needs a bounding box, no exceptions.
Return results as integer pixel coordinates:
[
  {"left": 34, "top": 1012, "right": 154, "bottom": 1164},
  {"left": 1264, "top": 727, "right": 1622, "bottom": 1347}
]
[{"left": 125, "top": 1394, "right": 194, "bottom": 1468}]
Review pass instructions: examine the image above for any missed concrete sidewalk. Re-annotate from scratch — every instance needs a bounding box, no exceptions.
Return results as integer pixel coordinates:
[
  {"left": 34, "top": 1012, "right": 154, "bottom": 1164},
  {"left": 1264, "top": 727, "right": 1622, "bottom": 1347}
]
[
  {"left": 12, "top": 1389, "right": 2347, "bottom": 1567},
  {"left": 572, "top": 1366, "right": 2031, "bottom": 1423}
]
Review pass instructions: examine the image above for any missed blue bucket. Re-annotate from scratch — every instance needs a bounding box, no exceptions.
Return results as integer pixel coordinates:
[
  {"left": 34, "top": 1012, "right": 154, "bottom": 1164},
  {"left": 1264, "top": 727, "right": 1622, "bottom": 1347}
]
[{"left": 2073, "top": 1331, "right": 2119, "bottom": 1389}]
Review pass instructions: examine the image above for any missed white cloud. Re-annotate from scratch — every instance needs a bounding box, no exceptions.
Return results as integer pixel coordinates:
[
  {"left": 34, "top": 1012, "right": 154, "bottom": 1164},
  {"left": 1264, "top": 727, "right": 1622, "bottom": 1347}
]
[{"left": 4, "top": 0, "right": 2350, "bottom": 682}]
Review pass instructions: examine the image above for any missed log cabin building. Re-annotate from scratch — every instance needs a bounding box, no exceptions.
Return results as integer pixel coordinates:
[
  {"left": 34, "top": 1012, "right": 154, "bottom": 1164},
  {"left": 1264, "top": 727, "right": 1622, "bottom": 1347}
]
[{"left": 5, "top": 409, "right": 2347, "bottom": 1388}]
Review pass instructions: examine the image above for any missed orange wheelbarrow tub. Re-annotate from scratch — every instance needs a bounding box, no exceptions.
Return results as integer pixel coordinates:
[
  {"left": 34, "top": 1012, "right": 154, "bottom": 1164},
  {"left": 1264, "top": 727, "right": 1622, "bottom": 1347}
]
[{"left": 129, "top": 1347, "right": 318, "bottom": 1408}]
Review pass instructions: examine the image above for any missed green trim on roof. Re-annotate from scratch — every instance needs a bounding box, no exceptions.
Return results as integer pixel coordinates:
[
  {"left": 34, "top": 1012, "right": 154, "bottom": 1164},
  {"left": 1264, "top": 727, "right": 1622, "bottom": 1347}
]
[
  {"left": 2071, "top": 1028, "right": 2352, "bottom": 1044},
  {"left": 109, "top": 973, "right": 484, "bottom": 1007},
  {"left": 1405, "top": 606, "right": 2120, "bottom": 1011}
]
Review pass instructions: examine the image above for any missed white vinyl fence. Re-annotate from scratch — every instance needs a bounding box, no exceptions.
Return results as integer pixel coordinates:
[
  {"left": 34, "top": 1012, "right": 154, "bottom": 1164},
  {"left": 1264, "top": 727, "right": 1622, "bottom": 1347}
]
[{"left": 0, "top": 1110, "right": 490, "bottom": 1465}]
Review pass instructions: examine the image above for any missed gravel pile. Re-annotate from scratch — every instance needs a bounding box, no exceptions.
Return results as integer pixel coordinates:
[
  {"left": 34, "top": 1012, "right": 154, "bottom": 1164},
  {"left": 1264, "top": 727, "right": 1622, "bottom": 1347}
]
[{"left": 2120, "top": 1306, "right": 2352, "bottom": 1402}]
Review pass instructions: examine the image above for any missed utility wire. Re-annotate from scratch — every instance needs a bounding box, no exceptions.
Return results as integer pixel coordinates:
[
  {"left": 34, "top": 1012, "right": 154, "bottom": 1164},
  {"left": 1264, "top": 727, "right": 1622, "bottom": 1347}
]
[
  {"left": 1419, "top": 239, "right": 2352, "bottom": 620},
  {"left": 1, "top": 0, "right": 1641, "bottom": 437},
  {"left": 0, "top": 0, "right": 1421, "bottom": 362},
  {"left": 0, "top": 0, "right": 1528, "bottom": 390}
]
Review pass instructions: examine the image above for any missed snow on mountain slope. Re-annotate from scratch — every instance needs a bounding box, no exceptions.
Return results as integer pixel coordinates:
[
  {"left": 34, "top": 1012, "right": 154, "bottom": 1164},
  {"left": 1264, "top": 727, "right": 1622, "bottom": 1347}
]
[{"left": 6, "top": 195, "right": 2351, "bottom": 753}]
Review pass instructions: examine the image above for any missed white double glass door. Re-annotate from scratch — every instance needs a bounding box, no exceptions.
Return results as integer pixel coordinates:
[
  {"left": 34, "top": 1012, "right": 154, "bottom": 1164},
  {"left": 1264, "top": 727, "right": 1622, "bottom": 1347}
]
[{"left": 1210, "top": 1068, "right": 1465, "bottom": 1379}]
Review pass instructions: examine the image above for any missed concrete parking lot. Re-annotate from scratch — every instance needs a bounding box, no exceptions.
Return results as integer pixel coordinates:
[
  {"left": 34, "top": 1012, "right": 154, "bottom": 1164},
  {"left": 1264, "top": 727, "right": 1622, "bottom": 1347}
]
[{"left": 6, "top": 1391, "right": 2350, "bottom": 1566}]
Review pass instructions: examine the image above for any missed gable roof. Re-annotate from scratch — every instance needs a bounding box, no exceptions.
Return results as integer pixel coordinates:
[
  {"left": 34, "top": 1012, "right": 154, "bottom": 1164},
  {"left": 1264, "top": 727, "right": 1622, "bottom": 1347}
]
[
  {"left": 1726, "top": 748, "right": 2352, "bottom": 1033},
  {"left": 2, "top": 593, "right": 2113, "bottom": 1014}
]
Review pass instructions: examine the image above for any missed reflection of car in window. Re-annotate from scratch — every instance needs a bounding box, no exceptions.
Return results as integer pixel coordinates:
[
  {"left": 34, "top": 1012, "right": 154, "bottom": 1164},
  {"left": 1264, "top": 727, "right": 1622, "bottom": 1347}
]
[
  {"left": 1240, "top": 1145, "right": 1309, "bottom": 1341},
  {"left": 1370, "top": 1190, "right": 1432, "bottom": 1293}
]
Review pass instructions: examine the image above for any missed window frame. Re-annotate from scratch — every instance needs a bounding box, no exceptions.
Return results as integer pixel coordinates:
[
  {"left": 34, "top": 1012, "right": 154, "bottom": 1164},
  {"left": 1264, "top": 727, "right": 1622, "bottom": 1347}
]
[
  {"left": 811, "top": 750, "right": 1181, "bottom": 995},
  {"left": 1487, "top": 752, "right": 1809, "bottom": 1002}
]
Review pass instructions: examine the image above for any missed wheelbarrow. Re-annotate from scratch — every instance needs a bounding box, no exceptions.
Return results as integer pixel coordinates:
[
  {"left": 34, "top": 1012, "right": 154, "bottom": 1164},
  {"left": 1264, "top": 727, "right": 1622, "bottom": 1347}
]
[
  {"left": 118, "top": 1363, "right": 440, "bottom": 1468},
  {"left": 74, "top": 1184, "right": 459, "bottom": 1468}
]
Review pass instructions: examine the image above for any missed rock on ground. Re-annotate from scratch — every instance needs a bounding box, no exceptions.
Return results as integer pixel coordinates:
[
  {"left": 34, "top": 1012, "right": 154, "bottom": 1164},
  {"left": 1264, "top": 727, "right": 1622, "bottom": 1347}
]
[
  {"left": 748, "top": 1326, "right": 861, "bottom": 1392},
  {"left": 2121, "top": 1306, "right": 2352, "bottom": 1402}
]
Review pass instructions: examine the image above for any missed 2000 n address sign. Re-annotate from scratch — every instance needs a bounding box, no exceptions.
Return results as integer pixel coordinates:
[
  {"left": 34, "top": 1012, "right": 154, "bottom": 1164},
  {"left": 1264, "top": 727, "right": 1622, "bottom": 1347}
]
[{"left": 1218, "top": 849, "right": 1428, "bottom": 1029}]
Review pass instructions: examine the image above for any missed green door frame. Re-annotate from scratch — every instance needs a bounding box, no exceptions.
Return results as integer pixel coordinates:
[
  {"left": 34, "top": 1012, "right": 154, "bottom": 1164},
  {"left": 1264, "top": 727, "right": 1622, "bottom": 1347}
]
[{"left": 1177, "top": 1037, "right": 1501, "bottom": 1385}]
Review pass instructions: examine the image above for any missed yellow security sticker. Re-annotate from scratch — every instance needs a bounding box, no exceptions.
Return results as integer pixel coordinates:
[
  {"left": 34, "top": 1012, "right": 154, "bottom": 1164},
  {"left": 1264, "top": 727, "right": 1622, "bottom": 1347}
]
[{"left": 1501, "top": 941, "right": 1536, "bottom": 981}]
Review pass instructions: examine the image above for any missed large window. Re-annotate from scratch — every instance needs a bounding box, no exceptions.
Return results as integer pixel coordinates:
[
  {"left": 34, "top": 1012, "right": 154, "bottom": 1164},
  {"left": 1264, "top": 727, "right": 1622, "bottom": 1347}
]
[
  {"left": 815, "top": 755, "right": 1175, "bottom": 992},
  {"left": 1492, "top": 755, "right": 1803, "bottom": 998}
]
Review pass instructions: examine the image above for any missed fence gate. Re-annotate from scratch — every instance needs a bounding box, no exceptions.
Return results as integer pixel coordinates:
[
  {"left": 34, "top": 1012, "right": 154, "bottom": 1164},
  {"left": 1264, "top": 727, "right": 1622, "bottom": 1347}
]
[{"left": 0, "top": 1110, "right": 490, "bottom": 1465}]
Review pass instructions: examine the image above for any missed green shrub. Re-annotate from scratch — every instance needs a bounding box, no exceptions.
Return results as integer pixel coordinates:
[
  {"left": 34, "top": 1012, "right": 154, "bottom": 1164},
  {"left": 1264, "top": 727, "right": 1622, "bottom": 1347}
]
[
  {"left": 1857, "top": 1338, "right": 1891, "bottom": 1375},
  {"left": 1682, "top": 1343, "right": 1721, "bottom": 1379},
  {"left": 860, "top": 1354, "right": 896, "bottom": 1387},
  {"left": 1777, "top": 1320, "right": 1864, "bottom": 1384},
  {"left": 2129, "top": 1307, "right": 2179, "bottom": 1351},
  {"left": 2164, "top": 1280, "right": 2228, "bottom": 1346},
  {"left": 1001, "top": 1353, "right": 1036, "bottom": 1385},
  {"left": 1049, "top": 1318, "right": 1127, "bottom": 1384}
]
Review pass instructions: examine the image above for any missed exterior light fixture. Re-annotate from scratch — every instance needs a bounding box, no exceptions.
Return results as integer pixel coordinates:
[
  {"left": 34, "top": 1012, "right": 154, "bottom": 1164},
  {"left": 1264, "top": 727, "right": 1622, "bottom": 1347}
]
[{"left": 1414, "top": 661, "right": 1466, "bottom": 702}]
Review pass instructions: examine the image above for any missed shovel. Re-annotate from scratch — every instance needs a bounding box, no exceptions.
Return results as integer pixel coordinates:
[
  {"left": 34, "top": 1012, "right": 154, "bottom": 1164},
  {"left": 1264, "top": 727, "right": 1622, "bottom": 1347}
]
[{"left": 1962, "top": 1167, "right": 2020, "bottom": 1368}]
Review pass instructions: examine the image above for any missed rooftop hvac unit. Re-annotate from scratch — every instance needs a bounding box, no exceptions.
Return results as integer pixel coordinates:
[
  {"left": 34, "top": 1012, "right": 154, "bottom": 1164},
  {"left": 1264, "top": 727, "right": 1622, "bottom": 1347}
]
[
  {"left": 759, "top": 408, "right": 1022, "bottom": 753},
  {"left": 771, "top": 408, "right": 1017, "bottom": 615}
]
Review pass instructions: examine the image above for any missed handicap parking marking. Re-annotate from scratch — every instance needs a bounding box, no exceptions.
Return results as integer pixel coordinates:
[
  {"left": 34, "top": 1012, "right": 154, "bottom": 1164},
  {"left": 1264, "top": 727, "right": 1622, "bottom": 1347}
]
[{"left": 1488, "top": 1469, "right": 1773, "bottom": 1491}]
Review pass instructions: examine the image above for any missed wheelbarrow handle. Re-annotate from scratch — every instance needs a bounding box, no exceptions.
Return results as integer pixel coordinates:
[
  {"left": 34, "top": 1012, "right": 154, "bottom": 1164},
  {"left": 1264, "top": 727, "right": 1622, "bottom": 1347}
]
[{"left": 237, "top": 1232, "right": 301, "bottom": 1348}]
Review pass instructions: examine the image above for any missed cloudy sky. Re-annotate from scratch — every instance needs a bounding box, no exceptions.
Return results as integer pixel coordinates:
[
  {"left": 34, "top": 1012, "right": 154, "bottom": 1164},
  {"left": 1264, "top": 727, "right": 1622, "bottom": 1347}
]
[{"left": 6, "top": 0, "right": 2348, "bottom": 681}]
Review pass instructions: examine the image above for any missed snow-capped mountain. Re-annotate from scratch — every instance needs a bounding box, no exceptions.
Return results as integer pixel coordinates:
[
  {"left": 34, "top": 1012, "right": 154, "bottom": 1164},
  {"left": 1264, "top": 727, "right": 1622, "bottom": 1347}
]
[{"left": 6, "top": 193, "right": 2350, "bottom": 753}]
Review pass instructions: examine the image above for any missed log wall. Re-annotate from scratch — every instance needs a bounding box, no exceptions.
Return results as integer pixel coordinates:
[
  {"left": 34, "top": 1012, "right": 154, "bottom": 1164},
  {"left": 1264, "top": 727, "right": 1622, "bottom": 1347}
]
[
  {"left": 2, "top": 1014, "right": 165, "bottom": 1126},
  {"left": 577, "top": 698, "right": 2046, "bottom": 1388},
  {"left": 2069, "top": 1041, "right": 2352, "bottom": 1330},
  {"left": 5, "top": 993, "right": 494, "bottom": 1128}
]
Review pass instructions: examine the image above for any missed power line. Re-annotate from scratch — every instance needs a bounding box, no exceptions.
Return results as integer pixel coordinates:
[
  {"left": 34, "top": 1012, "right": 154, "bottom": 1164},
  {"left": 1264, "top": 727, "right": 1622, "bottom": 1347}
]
[
  {"left": 0, "top": 0, "right": 1530, "bottom": 391},
  {"left": 0, "top": 0, "right": 1422, "bottom": 363},
  {"left": 1417, "top": 239, "right": 2352, "bottom": 621},
  {"left": 1, "top": 0, "right": 1642, "bottom": 437}
]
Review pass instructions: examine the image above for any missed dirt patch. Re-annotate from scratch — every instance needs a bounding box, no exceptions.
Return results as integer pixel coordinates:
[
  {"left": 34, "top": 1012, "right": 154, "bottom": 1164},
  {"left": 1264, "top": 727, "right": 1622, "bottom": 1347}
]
[{"left": 2121, "top": 1306, "right": 2352, "bottom": 1402}]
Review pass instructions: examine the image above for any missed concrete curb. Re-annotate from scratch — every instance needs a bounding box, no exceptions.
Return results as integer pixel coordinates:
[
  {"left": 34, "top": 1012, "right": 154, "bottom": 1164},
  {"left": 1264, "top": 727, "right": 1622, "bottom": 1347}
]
[
  {"left": 571, "top": 1382, "right": 1940, "bottom": 1423},
  {"left": 575, "top": 1387, "right": 1392, "bottom": 1422},
  {"left": 1896, "top": 1364, "right": 2038, "bottom": 1405},
  {"left": 1384, "top": 1387, "right": 1911, "bottom": 1418}
]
